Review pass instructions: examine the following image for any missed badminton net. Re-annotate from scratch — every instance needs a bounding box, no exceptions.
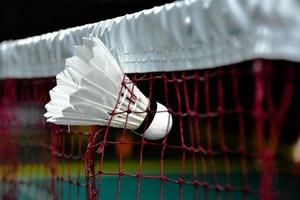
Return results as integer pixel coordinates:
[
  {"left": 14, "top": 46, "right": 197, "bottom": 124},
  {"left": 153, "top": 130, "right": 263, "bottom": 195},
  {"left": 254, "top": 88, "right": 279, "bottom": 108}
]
[{"left": 0, "top": 59, "right": 300, "bottom": 199}]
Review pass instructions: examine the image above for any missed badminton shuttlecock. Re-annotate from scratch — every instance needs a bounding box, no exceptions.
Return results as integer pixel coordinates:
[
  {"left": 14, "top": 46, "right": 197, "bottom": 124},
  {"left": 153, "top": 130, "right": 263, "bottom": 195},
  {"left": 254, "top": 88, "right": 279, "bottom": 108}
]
[{"left": 44, "top": 37, "right": 172, "bottom": 140}]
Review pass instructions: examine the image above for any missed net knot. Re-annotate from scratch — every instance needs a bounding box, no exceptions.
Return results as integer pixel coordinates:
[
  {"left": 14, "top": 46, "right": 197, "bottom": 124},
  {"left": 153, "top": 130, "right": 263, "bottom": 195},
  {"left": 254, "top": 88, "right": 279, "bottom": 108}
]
[
  {"left": 206, "top": 112, "right": 213, "bottom": 118},
  {"left": 260, "top": 149, "right": 274, "bottom": 162},
  {"left": 76, "top": 181, "right": 81, "bottom": 186},
  {"left": 215, "top": 184, "right": 223, "bottom": 192},
  {"left": 96, "top": 143, "right": 106, "bottom": 154},
  {"left": 160, "top": 176, "right": 167, "bottom": 182},
  {"left": 119, "top": 139, "right": 125, "bottom": 144},
  {"left": 189, "top": 111, "right": 197, "bottom": 117},
  {"left": 178, "top": 178, "right": 184, "bottom": 185},
  {"left": 202, "top": 182, "right": 209, "bottom": 188},
  {"left": 193, "top": 180, "right": 200, "bottom": 187}
]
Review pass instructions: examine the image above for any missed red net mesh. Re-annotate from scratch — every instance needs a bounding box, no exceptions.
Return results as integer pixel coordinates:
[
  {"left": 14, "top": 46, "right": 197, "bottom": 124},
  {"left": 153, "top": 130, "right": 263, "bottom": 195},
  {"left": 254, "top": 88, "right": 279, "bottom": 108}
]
[{"left": 0, "top": 60, "right": 300, "bottom": 200}]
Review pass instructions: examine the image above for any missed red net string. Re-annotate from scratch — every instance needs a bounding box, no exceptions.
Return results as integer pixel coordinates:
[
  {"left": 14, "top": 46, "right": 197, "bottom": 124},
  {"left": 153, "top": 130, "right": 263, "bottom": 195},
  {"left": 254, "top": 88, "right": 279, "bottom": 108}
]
[
  {"left": 80, "top": 60, "right": 299, "bottom": 200},
  {"left": 0, "top": 60, "right": 299, "bottom": 200},
  {"left": 0, "top": 78, "right": 55, "bottom": 199},
  {"left": 0, "top": 79, "right": 18, "bottom": 197}
]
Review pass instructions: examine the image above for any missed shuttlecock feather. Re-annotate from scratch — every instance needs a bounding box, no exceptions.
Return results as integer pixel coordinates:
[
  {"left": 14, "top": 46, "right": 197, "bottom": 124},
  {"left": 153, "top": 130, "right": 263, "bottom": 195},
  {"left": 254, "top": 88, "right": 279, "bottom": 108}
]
[{"left": 44, "top": 37, "right": 172, "bottom": 140}]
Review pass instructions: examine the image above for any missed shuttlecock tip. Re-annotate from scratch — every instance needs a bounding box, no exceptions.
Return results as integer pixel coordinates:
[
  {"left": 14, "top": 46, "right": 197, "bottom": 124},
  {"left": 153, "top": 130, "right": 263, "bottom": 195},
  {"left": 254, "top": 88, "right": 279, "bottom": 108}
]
[{"left": 143, "top": 102, "right": 172, "bottom": 140}]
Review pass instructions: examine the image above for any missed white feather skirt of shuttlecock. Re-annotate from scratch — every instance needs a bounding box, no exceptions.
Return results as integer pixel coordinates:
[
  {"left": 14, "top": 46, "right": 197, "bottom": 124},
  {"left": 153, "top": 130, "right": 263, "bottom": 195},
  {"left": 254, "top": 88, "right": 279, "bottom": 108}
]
[{"left": 44, "top": 37, "right": 172, "bottom": 140}]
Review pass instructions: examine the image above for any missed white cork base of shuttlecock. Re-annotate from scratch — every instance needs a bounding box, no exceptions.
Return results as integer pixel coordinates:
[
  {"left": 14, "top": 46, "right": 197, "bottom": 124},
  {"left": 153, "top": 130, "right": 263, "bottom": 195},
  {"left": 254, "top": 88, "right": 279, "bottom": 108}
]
[{"left": 143, "top": 102, "right": 173, "bottom": 140}]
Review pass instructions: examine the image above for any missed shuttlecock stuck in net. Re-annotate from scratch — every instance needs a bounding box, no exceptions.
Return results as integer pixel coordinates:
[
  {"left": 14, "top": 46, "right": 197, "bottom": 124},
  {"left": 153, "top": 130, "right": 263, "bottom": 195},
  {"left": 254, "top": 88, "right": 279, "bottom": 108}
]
[{"left": 44, "top": 37, "right": 172, "bottom": 140}]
